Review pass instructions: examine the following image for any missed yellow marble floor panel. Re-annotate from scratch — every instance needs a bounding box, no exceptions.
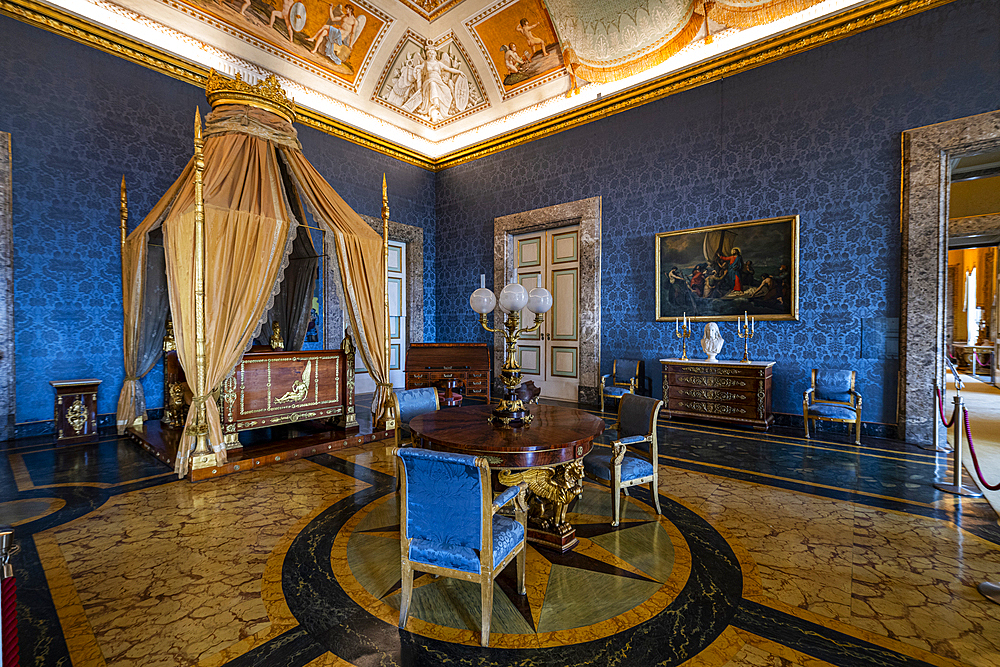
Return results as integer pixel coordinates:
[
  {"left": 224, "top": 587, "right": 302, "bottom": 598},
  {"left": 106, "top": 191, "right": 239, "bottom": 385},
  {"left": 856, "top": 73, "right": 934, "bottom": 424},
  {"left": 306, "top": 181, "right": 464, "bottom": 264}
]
[
  {"left": 850, "top": 506, "right": 1000, "bottom": 666},
  {"left": 41, "top": 459, "right": 362, "bottom": 667}
]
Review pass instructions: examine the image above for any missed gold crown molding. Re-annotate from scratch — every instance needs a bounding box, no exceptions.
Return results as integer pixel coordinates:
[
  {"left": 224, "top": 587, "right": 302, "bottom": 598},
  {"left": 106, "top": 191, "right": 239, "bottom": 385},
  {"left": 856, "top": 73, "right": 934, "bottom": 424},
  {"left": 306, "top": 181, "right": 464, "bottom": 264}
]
[
  {"left": 0, "top": 0, "right": 956, "bottom": 172},
  {"left": 0, "top": 0, "right": 436, "bottom": 170},
  {"left": 432, "top": 0, "right": 956, "bottom": 170}
]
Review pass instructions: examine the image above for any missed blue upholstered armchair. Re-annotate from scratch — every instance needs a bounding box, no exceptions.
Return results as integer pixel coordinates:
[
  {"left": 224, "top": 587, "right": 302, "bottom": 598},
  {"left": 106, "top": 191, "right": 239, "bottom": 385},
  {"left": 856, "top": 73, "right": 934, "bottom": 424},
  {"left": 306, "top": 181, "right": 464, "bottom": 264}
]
[
  {"left": 390, "top": 387, "right": 440, "bottom": 448},
  {"left": 583, "top": 393, "right": 663, "bottom": 526},
  {"left": 803, "top": 369, "right": 862, "bottom": 444},
  {"left": 600, "top": 359, "right": 643, "bottom": 413},
  {"left": 394, "top": 447, "right": 527, "bottom": 647}
]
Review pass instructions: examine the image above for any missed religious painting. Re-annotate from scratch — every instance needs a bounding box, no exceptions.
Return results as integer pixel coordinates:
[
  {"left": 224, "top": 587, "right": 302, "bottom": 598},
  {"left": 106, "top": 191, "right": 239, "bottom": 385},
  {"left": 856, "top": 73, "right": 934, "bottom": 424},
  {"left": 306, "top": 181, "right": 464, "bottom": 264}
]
[
  {"left": 655, "top": 216, "right": 800, "bottom": 322},
  {"left": 466, "top": 0, "right": 565, "bottom": 100},
  {"left": 373, "top": 31, "right": 489, "bottom": 128},
  {"left": 169, "top": 0, "right": 390, "bottom": 89}
]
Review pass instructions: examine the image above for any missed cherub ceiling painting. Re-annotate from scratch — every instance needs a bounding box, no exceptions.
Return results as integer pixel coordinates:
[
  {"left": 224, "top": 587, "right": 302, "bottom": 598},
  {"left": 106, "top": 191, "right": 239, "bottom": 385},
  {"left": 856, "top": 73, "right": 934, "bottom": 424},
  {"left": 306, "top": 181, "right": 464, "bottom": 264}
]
[
  {"left": 374, "top": 31, "right": 489, "bottom": 128},
  {"left": 468, "top": 0, "right": 565, "bottom": 100},
  {"left": 170, "top": 0, "right": 390, "bottom": 88}
]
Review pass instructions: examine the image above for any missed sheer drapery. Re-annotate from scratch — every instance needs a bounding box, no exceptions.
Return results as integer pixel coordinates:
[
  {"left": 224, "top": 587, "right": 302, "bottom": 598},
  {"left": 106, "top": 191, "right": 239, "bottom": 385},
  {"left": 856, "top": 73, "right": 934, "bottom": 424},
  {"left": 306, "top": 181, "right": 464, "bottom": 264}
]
[
  {"left": 118, "top": 102, "right": 387, "bottom": 476},
  {"left": 117, "top": 168, "right": 190, "bottom": 433},
  {"left": 165, "top": 132, "right": 296, "bottom": 477},
  {"left": 256, "top": 227, "right": 317, "bottom": 350},
  {"left": 278, "top": 149, "right": 389, "bottom": 421}
]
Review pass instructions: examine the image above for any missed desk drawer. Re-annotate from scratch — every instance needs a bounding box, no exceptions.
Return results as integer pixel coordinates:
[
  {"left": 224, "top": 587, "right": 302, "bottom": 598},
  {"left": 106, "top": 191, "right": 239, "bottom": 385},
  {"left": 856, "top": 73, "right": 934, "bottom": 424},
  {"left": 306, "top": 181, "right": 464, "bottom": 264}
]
[
  {"left": 669, "top": 398, "right": 756, "bottom": 419},
  {"left": 669, "top": 371, "right": 755, "bottom": 391},
  {"left": 428, "top": 371, "right": 463, "bottom": 381},
  {"left": 667, "top": 386, "right": 755, "bottom": 405}
]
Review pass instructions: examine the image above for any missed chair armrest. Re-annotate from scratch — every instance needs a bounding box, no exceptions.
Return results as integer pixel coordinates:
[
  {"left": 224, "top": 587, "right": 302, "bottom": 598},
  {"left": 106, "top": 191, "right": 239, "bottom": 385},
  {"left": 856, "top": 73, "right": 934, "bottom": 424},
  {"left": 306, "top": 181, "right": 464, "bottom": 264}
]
[
  {"left": 492, "top": 484, "right": 522, "bottom": 513},
  {"left": 617, "top": 435, "right": 648, "bottom": 446},
  {"left": 601, "top": 374, "right": 610, "bottom": 386},
  {"left": 851, "top": 391, "right": 862, "bottom": 410},
  {"left": 803, "top": 387, "right": 814, "bottom": 403}
]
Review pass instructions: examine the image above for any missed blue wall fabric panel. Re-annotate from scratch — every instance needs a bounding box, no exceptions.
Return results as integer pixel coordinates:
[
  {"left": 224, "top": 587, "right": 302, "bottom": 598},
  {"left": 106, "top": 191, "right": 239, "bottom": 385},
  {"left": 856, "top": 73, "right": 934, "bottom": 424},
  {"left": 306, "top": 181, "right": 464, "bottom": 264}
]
[
  {"left": 0, "top": 14, "right": 434, "bottom": 425},
  {"left": 433, "top": 0, "right": 1000, "bottom": 425}
]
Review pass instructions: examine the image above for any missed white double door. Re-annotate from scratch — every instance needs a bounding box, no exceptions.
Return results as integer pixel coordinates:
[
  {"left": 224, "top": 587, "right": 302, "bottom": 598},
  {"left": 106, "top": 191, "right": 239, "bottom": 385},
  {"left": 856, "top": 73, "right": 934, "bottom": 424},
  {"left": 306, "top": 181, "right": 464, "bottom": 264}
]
[
  {"left": 513, "top": 226, "right": 581, "bottom": 401},
  {"left": 353, "top": 239, "right": 406, "bottom": 394}
]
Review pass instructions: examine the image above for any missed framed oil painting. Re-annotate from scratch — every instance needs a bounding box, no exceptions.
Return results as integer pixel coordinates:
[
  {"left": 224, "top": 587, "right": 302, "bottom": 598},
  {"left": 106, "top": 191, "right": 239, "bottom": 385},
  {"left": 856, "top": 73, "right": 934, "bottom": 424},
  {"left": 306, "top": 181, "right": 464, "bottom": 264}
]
[{"left": 655, "top": 216, "right": 799, "bottom": 322}]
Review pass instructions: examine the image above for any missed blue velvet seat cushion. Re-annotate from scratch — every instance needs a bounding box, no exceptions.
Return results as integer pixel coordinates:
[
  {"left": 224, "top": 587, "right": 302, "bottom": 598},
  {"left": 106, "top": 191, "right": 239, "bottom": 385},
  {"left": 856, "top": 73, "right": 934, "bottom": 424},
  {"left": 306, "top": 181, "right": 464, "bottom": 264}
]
[
  {"left": 618, "top": 435, "right": 647, "bottom": 446},
  {"left": 603, "top": 386, "right": 630, "bottom": 397},
  {"left": 584, "top": 446, "right": 654, "bottom": 482},
  {"left": 408, "top": 515, "right": 524, "bottom": 573},
  {"left": 807, "top": 403, "right": 858, "bottom": 420}
]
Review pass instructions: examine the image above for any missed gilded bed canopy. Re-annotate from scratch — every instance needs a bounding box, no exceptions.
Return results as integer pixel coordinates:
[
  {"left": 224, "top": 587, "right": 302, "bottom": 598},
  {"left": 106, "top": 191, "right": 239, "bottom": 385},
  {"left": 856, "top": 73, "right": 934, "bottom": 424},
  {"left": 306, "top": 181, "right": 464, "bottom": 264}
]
[{"left": 117, "top": 71, "right": 389, "bottom": 477}]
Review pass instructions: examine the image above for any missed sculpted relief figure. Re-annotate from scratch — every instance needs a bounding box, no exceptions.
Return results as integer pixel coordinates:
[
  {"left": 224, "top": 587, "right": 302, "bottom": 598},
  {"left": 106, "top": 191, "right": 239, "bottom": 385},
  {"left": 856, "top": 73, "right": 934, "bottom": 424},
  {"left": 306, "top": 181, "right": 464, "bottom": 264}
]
[
  {"left": 701, "top": 322, "right": 724, "bottom": 362},
  {"left": 400, "top": 45, "right": 471, "bottom": 124}
]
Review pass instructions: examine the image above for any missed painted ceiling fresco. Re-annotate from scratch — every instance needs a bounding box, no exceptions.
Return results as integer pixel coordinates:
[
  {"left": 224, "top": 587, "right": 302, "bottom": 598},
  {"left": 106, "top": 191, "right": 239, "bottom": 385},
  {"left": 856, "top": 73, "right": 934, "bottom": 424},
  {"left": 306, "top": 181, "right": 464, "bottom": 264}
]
[{"left": 46, "top": 0, "right": 855, "bottom": 155}]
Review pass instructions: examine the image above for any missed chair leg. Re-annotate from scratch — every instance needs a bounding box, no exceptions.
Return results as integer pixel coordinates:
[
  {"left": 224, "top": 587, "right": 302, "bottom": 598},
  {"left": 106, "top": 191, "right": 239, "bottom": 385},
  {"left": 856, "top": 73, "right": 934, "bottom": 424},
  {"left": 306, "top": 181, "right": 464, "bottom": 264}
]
[
  {"left": 480, "top": 577, "right": 494, "bottom": 647},
  {"left": 601, "top": 392, "right": 605, "bottom": 414},
  {"left": 804, "top": 412, "right": 810, "bottom": 438},
  {"left": 650, "top": 480, "right": 661, "bottom": 516},
  {"left": 516, "top": 544, "right": 526, "bottom": 595},
  {"left": 611, "top": 469, "right": 622, "bottom": 527},
  {"left": 399, "top": 563, "right": 414, "bottom": 629},
  {"left": 855, "top": 417, "right": 861, "bottom": 445}
]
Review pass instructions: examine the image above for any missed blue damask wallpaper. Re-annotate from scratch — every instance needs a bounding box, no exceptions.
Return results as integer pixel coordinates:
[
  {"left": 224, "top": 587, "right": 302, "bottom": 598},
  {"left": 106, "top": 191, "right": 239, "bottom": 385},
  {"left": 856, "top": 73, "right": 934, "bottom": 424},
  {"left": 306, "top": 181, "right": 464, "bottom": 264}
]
[
  {"left": 0, "top": 15, "right": 435, "bottom": 426},
  {"left": 434, "top": 0, "right": 1000, "bottom": 427}
]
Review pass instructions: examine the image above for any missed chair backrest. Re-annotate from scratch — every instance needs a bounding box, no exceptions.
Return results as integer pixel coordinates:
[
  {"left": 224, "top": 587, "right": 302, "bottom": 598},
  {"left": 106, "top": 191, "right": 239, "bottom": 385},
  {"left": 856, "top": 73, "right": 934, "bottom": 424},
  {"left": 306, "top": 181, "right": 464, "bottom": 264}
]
[
  {"left": 812, "top": 369, "right": 856, "bottom": 404},
  {"left": 612, "top": 359, "right": 642, "bottom": 387},
  {"left": 396, "top": 448, "right": 486, "bottom": 551},
  {"left": 617, "top": 393, "right": 663, "bottom": 444},
  {"left": 394, "top": 387, "right": 440, "bottom": 424}
]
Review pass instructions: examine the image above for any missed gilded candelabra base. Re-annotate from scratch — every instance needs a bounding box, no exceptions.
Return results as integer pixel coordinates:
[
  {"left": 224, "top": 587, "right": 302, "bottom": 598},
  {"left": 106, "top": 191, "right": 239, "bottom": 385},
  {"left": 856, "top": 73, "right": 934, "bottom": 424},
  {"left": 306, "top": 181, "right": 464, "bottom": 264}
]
[
  {"left": 498, "top": 459, "right": 584, "bottom": 552},
  {"left": 676, "top": 325, "right": 692, "bottom": 360}
]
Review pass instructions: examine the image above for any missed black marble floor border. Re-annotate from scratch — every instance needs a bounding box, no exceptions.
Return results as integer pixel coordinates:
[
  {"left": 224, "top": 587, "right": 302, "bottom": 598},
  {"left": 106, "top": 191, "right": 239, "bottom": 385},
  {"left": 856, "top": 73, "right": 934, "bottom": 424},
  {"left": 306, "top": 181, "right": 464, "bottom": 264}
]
[{"left": 733, "top": 600, "right": 940, "bottom": 667}]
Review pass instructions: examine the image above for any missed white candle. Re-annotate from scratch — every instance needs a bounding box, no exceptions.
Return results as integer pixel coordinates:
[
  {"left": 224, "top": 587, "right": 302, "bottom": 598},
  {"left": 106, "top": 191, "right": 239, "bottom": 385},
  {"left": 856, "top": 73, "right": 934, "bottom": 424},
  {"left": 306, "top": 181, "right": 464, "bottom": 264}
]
[
  {"left": 480, "top": 274, "right": 485, "bottom": 289},
  {"left": 744, "top": 311, "right": 748, "bottom": 329},
  {"left": 675, "top": 317, "right": 679, "bottom": 333},
  {"left": 683, "top": 313, "right": 687, "bottom": 329},
  {"left": 751, "top": 316, "right": 755, "bottom": 334}
]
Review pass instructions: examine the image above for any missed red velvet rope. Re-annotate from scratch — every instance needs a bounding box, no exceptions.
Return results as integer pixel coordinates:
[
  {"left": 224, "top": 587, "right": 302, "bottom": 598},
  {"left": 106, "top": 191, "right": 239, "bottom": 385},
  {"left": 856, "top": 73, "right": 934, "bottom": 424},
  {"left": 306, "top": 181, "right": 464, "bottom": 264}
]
[
  {"left": 963, "top": 407, "right": 1000, "bottom": 491},
  {"left": 1, "top": 577, "right": 17, "bottom": 667},
  {"left": 935, "top": 386, "right": 956, "bottom": 428}
]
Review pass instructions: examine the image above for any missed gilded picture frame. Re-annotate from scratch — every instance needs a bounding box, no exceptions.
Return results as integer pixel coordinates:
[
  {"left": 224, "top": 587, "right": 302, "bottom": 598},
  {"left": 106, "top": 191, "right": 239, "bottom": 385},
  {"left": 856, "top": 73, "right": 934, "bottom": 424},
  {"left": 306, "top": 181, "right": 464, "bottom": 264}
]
[{"left": 655, "top": 215, "right": 800, "bottom": 322}]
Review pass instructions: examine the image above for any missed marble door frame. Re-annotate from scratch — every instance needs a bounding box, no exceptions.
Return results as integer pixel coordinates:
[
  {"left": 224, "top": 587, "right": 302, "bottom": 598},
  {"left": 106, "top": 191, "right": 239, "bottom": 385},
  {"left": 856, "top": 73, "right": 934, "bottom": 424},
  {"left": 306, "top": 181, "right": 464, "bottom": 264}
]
[
  {"left": 901, "top": 109, "right": 1000, "bottom": 445},
  {"left": 494, "top": 197, "right": 602, "bottom": 405},
  {"left": 0, "top": 133, "right": 12, "bottom": 441},
  {"left": 323, "top": 216, "right": 424, "bottom": 351}
]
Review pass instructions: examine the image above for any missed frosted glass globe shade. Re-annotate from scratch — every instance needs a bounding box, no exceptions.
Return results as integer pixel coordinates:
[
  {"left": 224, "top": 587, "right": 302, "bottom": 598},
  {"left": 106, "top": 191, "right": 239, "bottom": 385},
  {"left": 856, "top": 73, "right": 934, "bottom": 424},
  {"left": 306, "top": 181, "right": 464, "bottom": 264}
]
[
  {"left": 469, "top": 288, "right": 497, "bottom": 314},
  {"left": 498, "top": 283, "right": 529, "bottom": 313},
  {"left": 527, "top": 287, "right": 552, "bottom": 314}
]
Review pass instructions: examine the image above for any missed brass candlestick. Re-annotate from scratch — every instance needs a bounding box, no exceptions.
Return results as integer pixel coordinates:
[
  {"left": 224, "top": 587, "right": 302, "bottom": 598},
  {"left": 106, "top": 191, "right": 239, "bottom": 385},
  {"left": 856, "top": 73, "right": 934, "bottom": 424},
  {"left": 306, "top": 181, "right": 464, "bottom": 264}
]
[
  {"left": 675, "top": 320, "right": 692, "bottom": 360},
  {"left": 736, "top": 314, "right": 755, "bottom": 363}
]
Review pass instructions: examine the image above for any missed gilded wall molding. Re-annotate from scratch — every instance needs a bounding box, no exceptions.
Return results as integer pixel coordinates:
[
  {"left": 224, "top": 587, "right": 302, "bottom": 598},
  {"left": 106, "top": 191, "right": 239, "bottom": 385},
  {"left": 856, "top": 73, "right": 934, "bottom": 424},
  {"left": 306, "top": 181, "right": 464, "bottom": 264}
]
[{"left": 0, "top": 0, "right": 956, "bottom": 171}]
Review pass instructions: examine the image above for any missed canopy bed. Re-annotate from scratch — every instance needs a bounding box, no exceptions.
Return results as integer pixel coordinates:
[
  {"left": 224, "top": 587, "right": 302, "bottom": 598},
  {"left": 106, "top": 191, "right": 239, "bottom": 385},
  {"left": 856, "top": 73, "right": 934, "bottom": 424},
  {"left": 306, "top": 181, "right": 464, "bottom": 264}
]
[{"left": 116, "top": 71, "right": 396, "bottom": 478}]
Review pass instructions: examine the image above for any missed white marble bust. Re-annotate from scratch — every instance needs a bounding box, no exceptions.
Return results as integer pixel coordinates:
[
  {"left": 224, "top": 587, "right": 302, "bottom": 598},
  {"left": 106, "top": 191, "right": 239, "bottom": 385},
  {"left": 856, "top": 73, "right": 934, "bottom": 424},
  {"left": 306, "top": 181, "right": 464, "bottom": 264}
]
[{"left": 701, "top": 322, "right": 724, "bottom": 362}]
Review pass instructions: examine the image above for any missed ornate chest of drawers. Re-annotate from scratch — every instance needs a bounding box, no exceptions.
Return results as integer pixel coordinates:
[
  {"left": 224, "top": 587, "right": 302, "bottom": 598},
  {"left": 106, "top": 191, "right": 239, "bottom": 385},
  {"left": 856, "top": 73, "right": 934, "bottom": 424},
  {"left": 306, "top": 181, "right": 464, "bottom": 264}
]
[
  {"left": 660, "top": 359, "right": 774, "bottom": 430},
  {"left": 405, "top": 343, "right": 491, "bottom": 403}
]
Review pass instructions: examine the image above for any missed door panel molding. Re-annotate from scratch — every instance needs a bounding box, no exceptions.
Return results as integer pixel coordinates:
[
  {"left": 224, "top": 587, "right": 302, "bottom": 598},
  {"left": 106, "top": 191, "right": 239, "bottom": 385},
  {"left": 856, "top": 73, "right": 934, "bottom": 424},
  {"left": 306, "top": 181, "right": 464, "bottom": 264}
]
[{"left": 494, "top": 197, "right": 601, "bottom": 405}]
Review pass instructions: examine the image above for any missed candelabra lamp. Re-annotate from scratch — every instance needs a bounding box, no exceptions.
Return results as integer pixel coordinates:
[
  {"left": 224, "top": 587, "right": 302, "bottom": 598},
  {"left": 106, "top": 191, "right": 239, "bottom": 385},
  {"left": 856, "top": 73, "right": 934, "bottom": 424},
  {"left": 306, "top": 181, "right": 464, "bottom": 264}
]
[{"left": 470, "top": 283, "right": 552, "bottom": 427}]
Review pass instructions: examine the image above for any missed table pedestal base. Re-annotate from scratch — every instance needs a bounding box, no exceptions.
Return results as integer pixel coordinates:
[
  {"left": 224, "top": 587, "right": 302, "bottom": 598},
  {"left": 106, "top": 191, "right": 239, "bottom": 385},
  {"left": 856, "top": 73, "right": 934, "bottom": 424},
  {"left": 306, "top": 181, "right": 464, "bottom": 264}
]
[{"left": 500, "top": 459, "right": 584, "bottom": 553}]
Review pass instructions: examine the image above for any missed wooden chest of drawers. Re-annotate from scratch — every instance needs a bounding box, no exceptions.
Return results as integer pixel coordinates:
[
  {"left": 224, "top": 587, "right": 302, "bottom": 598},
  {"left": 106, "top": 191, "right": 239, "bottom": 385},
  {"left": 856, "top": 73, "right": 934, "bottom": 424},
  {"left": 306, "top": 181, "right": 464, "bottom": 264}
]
[
  {"left": 660, "top": 359, "right": 774, "bottom": 430},
  {"left": 405, "top": 343, "right": 491, "bottom": 403}
]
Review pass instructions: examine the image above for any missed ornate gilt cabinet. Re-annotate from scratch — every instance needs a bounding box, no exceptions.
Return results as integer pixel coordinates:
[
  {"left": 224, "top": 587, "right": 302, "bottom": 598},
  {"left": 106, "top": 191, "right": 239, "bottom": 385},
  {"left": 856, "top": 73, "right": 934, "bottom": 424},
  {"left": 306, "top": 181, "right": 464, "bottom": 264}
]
[{"left": 660, "top": 359, "right": 774, "bottom": 430}]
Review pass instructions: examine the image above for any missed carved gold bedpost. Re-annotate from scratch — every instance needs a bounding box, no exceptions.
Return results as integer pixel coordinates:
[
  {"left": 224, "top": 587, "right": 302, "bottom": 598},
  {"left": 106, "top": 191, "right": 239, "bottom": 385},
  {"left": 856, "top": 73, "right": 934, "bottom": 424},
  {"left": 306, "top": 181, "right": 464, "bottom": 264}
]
[
  {"left": 375, "top": 174, "right": 397, "bottom": 433},
  {"left": 190, "top": 108, "right": 213, "bottom": 467}
]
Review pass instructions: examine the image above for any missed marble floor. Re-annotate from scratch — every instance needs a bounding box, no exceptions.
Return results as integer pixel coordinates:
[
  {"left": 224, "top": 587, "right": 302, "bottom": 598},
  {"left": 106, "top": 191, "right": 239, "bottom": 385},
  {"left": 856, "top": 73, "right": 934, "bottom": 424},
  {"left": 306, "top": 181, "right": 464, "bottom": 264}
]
[{"left": 2, "top": 402, "right": 1000, "bottom": 666}]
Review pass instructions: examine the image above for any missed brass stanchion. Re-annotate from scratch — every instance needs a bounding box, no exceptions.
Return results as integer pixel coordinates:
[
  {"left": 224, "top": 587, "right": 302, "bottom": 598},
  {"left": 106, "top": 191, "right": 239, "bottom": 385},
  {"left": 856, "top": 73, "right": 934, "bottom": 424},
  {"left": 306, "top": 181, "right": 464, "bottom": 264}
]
[{"left": 934, "top": 367, "right": 982, "bottom": 497}]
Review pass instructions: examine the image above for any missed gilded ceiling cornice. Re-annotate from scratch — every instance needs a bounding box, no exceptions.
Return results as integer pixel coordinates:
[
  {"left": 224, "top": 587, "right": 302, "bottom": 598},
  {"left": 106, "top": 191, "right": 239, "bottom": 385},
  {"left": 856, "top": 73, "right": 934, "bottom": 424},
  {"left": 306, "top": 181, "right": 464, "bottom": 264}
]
[{"left": 0, "top": 0, "right": 958, "bottom": 172}]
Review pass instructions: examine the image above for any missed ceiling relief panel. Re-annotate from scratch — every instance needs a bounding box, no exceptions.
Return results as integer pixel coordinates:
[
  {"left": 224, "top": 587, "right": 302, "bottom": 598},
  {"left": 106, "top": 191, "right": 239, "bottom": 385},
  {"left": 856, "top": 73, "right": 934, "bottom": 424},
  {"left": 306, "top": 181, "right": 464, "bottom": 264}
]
[
  {"left": 543, "top": 0, "right": 829, "bottom": 83},
  {"left": 162, "top": 0, "right": 392, "bottom": 90},
  {"left": 373, "top": 30, "right": 489, "bottom": 128},
  {"left": 467, "top": 0, "right": 567, "bottom": 101}
]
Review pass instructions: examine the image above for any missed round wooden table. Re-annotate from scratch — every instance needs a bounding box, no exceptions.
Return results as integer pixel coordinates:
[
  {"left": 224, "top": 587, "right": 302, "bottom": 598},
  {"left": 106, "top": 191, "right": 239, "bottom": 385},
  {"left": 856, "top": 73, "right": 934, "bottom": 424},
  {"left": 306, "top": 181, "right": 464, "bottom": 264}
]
[{"left": 409, "top": 404, "right": 605, "bottom": 551}]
